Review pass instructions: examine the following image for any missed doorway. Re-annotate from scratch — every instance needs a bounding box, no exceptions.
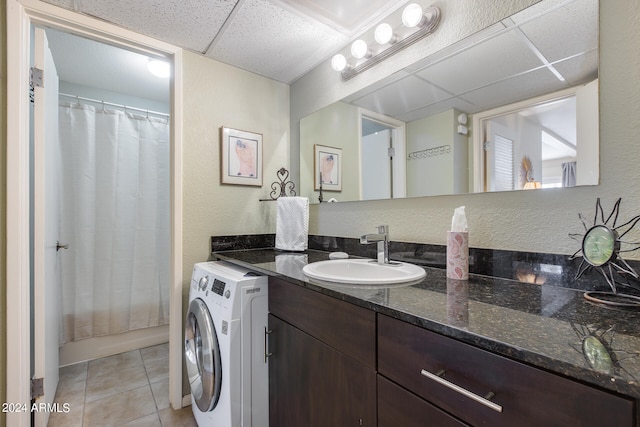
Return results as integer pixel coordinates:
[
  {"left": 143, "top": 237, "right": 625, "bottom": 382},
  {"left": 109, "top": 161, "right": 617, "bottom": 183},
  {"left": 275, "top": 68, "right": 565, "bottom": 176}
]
[
  {"left": 6, "top": 2, "right": 184, "bottom": 425},
  {"left": 359, "top": 109, "right": 406, "bottom": 200}
]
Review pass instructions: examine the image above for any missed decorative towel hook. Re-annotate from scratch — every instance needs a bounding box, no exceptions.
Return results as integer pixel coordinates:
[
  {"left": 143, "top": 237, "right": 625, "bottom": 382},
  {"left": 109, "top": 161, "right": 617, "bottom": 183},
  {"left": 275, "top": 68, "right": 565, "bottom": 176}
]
[{"left": 260, "top": 167, "right": 297, "bottom": 201}]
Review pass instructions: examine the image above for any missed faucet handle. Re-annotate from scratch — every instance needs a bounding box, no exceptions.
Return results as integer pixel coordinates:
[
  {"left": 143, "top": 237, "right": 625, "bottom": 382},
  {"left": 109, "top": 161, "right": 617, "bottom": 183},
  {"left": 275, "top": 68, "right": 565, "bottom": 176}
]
[{"left": 377, "top": 225, "right": 389, "bottom": 234}]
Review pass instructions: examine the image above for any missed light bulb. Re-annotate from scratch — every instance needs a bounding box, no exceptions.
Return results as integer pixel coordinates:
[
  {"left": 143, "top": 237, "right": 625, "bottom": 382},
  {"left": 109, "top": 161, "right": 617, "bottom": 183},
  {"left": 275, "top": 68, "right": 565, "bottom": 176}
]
[
  {"left": 147, "top": 59, "right": 170, "bottom": 78},
  {"left": 402, "top": 3, "right": 424, "bottom": 28},
  {"left": 331, "top": 54, "right": 347, "bottom": 72},
  {"left": 351, "top": 39, "right": 369, "bottom": 59},
  {"left": 374, "top": 23, "right": 394, "bottom": 45}
]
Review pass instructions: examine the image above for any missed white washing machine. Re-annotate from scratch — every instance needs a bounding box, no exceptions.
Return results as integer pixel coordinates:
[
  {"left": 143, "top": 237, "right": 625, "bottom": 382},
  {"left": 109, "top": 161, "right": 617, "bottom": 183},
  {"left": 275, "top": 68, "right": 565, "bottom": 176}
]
[{"left": 185, "top": 261, "right": 269, "bottom": 426}]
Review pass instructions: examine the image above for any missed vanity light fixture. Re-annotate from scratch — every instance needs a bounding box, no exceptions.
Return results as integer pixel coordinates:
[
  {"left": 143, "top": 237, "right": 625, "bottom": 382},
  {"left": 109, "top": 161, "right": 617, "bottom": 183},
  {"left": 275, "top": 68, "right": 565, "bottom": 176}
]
[
  {"left": 331, "top": 54, "right": 347, "bottom": 72},
  {"left": 351, "top": 39, "right": 370, "bottom": 59},
  {"left": 402, "top": 3, "right": 426, "bottom": 28},
  {"left": 374, "top": 23, "right": 395, "bottom": 45},
  {"left": 332, "top": 3, "right": 441, "bottom": 80},
  {"left": 147, "top": 59, "right": 170, "bottom": 78}
]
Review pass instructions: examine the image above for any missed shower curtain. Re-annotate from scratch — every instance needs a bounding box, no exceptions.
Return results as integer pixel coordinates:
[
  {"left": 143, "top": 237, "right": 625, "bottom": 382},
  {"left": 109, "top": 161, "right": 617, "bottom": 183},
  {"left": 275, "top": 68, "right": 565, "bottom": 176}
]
[{"left": 58, "top": 102, "right": 170, "bottom": 342}]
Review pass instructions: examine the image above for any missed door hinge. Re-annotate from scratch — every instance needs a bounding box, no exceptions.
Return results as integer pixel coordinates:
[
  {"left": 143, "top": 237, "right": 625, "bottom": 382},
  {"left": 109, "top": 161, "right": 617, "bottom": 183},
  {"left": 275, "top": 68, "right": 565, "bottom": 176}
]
[
  {"left": 30, "top": 67, "right": 44, "bottom": 88},
  {"left": 387, "top": 147, "right": 395, "bottom": 158},
  {"left": 31, "top": 377, "right": 44, "bottom": 400},
  {"left": 483, "top": 141, "right": 490, "bottom": 151}
]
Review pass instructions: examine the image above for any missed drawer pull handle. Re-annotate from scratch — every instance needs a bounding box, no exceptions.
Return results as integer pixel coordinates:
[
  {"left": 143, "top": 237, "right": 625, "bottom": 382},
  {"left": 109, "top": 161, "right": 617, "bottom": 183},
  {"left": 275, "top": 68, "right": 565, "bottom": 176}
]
[{"left": 421, "top": 369, "right": 503, "bottom": 413}]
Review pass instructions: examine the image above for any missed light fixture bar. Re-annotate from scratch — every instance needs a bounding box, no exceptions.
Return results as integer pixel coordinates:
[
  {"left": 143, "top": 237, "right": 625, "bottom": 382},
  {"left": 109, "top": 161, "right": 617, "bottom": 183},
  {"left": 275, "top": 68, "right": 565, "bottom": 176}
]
[{"left": 341, "top": 6, "right": 440, "bottom": 81}]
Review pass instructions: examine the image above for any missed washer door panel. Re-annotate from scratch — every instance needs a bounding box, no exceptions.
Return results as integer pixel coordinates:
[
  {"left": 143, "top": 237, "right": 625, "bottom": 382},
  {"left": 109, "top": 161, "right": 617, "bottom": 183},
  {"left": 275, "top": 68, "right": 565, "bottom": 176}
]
[{"left": 185, "top": 297, "right": 222, "bottom": 412}]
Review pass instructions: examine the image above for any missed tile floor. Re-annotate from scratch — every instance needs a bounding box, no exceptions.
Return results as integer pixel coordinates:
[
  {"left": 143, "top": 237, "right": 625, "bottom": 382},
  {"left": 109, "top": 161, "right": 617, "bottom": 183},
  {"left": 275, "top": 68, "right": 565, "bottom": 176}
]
[{"left": 47, "top": 343, "right": 197, "bottom": 427}]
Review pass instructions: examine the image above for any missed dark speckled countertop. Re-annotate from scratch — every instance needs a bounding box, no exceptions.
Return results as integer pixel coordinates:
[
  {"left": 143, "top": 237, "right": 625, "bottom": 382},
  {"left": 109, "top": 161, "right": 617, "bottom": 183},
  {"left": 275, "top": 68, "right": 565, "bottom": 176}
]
[{"left": 211, "top": 248, "right": 640, "bottom": 401}]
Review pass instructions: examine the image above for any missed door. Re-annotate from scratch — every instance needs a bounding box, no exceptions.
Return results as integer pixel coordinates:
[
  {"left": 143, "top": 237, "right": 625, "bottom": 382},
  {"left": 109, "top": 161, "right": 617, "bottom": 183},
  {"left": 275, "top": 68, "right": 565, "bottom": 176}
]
[
  {"left": 485, "top": 122, "right": 515, "bottom": 192},
  {"left": 32, "top": 27, "right": 61, "bottom": 427},
  {"left": 361, "top": 129, "right": 392, "bottom": 200}
]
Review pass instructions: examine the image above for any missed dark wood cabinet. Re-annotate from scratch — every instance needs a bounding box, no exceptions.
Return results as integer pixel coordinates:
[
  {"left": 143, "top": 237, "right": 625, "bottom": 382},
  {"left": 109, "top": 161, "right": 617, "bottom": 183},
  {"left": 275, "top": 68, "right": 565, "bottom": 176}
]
[
  {"left": 268, "top": 278, "right": 377, "bottom": 426},
  {"left": 378, "top": 375, "right": 469, "bottom": 427},
  {"left": 266, "top": 276, "right": 636, "bottom": 427},
  {"left": 378, "top": 314, "right": 635, "bottom": 427}
]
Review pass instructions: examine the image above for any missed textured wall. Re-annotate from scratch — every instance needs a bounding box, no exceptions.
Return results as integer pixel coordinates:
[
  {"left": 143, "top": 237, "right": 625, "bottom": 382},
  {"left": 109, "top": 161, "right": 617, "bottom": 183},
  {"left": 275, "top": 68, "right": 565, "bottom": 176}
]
[
  {"left": 295, "top": 0, "right": 640, "bottom": 259},
  {"left": 181, "top": 51, "right": 289, "bottom": 394}
]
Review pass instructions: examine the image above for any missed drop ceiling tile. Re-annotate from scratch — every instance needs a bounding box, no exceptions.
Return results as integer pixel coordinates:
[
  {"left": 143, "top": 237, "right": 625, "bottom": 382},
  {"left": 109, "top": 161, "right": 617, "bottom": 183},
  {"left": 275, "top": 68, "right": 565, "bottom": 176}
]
[
  {"left": 516, "top": 0, "right": 598, "bottom": 63},
  {"left": 397, "top": 97, "right": 476, "bottom": 123},
  {"left": 415, "top": 29, "right": 543, "bottom": 95},
  {"left": 78, "top": 0, "right": 235, "bottom": 52},
  {"left": 461, "top": 67, "right": 567, "bottom": 114},
  {"left": 552, "top": 50, "right": 598, "bottom": 86},
  {"left": 207, "top": 0, "right": 347, "bottom": 83},
  {"left": 352, "top": 75, "right": 452, "bottom": 117}
]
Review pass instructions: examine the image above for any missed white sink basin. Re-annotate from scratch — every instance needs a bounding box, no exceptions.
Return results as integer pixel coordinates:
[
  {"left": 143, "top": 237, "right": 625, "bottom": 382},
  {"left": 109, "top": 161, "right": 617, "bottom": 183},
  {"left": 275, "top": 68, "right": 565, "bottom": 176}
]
[{"left": 302, "top": 259, "right": 426, "bottom": 285}]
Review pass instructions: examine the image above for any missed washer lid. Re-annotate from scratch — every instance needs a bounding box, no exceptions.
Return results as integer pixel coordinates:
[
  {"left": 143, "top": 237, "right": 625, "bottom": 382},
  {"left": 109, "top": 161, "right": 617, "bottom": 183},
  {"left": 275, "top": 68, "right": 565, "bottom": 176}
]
[{"left": 184, "top": 298, "right": 222, "bottom": 412}]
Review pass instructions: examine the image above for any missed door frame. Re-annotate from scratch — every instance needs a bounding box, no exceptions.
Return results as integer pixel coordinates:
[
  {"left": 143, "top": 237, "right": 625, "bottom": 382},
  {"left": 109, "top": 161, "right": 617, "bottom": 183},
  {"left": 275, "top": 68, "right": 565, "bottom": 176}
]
[
  {"left": 357, "top": 108, "right": 406, "bottom": 199},
  {"left": 6, "top": 1, "right": 184, "bottom": 425},
  {"left": 471, "top": 85, "right": 581, "bottom": 193}
]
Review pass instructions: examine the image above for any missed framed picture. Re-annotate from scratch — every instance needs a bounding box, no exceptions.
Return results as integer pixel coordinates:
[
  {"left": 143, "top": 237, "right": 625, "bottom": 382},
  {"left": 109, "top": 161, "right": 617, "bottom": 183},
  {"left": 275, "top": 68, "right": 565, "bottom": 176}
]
[
  {"left": 220, "top": 126, "right": 263, "bottom": 186},
  {"left": 314, "top": 144, "right": 342, "bottom": 191}
]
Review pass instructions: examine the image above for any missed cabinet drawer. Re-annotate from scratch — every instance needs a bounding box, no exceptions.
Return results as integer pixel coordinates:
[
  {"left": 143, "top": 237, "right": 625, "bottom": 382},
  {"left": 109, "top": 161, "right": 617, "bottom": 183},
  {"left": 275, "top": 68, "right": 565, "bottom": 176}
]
[
  {"left": 269, "top": 277, "right": 376, "bottom": 368},
  {"left": 378, "top": 314, "right": 635, "bottom": 427},
  {"left": 378, "top": 375, "right": 468, "bottom": 427}
]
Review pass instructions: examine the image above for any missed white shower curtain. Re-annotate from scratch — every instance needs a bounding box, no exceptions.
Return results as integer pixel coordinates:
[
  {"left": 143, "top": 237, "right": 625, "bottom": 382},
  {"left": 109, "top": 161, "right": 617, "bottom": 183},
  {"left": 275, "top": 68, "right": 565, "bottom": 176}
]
[{"left": 58, "top": 102, "right": 170, "bottom": 342}]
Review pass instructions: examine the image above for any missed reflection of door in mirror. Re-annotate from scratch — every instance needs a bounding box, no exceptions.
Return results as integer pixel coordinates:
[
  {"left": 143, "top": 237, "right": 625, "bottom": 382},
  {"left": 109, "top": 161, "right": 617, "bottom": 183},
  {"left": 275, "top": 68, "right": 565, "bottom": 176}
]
[
  {"left": 361, "top": 125, "right": 392, "bottom": 200},
  {"left": 477, "top": 82, "right": 598, "bottom": 192},
  {"left": 360, "top": 111, "right": 406, "bottom": 201},
  {"left": 485, "top": 122, "right": 516, "bottom": 192}
]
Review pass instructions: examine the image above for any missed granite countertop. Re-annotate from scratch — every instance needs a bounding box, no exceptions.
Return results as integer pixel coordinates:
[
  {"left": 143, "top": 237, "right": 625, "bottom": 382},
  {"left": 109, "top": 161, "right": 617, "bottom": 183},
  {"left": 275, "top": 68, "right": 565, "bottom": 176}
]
[{"left": 212, "top": 248, "right": 640, "bottom": 400}]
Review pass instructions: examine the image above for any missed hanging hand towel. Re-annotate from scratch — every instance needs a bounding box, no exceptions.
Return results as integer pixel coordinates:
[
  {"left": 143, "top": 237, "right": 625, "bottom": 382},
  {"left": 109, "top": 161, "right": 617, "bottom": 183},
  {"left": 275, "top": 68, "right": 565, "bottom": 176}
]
[{"left": 275, "top": 197, "right": 309, "bottom": 252}]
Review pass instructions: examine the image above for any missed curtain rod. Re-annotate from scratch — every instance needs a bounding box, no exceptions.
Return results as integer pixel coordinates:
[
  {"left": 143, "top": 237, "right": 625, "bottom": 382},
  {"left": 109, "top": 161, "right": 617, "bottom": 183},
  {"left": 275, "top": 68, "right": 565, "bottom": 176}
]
[{"left": 59, "top": 92, "right": 170, "bottom": 119}]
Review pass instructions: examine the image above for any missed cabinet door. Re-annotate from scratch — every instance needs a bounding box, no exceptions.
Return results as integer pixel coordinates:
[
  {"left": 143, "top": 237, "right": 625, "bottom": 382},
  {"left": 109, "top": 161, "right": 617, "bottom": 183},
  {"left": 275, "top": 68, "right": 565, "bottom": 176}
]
[
  {"left": 378, "top": 376, "right": 468, "bottom": 427},
  {"left": 269, "top": 314, "right": 377, "bottom": 426},
  {"left": 268, "top": 277, "right": 376, "bottom": 368}
]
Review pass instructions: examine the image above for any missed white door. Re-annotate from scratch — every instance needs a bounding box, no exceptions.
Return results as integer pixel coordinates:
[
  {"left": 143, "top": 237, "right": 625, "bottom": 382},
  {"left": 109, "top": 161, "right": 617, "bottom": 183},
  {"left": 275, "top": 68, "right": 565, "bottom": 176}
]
[
  {"left": 33, "top": 27, "right": 61, "bottom": 427},
  {"left": 485, "top": 122, "right": 515, "bottom": 192},
  {"left": 361, "top": 130, "right": 392, "bottom": 200}
]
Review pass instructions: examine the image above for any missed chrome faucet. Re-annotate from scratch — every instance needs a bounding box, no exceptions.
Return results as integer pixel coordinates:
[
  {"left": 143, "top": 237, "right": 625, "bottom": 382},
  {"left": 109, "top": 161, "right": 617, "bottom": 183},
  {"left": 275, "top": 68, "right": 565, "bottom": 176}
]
[{"left": 360, "top": 225, "right": 390, "bottom": 264}]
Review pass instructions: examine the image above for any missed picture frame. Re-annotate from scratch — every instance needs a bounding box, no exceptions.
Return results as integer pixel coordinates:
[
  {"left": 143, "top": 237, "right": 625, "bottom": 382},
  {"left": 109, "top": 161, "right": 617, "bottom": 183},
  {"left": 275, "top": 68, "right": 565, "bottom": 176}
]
[
  {"left": 220, "top": 126, "right": 263, "bottom": 186},
  {"left": 314, "top": 144, "right": 342, "bottom": 191}
]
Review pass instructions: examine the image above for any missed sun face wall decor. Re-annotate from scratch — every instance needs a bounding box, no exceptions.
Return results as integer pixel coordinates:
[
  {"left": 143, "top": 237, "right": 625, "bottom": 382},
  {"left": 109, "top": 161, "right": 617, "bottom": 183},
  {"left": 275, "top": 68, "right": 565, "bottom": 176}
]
[{"left": 569, "top": 198, "right": 640, "bottom": 308}]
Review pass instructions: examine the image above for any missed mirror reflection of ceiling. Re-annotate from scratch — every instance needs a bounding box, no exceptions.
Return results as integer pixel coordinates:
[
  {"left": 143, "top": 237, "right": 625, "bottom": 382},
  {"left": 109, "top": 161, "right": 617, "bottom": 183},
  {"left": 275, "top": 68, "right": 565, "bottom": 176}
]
[{"left": 342, "top": 0, "right": 598, "bottom": 126}]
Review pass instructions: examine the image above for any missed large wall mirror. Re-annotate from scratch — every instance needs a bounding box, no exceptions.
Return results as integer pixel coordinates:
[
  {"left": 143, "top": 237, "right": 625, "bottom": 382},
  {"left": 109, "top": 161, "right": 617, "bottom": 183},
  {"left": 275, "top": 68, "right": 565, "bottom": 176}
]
[{"left": 300, "top": 0, "right": 599, "bottom": 203}]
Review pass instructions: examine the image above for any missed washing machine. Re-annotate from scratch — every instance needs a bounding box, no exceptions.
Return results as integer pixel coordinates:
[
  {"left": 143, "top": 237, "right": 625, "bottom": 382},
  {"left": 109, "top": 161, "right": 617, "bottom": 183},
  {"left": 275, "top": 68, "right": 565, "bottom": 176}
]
[{"left": 185, "top": 261, "right": 269, "bottom": 426}]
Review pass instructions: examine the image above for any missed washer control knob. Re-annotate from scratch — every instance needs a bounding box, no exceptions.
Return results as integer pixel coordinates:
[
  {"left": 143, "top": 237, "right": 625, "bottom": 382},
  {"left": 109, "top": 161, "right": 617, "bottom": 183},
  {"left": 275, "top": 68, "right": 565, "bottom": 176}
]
[
  {"left": 198, "top": 276, "right": 209, "bottom": 291},
  {"left": 224, "top": 290, "right": 231, "bottom": 299}
]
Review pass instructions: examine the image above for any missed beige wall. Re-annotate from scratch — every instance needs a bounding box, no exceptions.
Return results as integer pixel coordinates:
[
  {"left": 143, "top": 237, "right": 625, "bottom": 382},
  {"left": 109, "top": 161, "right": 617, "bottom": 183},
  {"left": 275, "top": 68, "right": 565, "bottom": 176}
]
[
  {"left": 294, "top": 0, "right": 640, "bottom": 259},
  {"left": 1, "top": 0, "right": 7, "bottom": 424},
  {"left": 181, "top": 50, "right": 289, "bottom": 295},
  {"left": 300, "top": 102, "right": 360, "bottom": 201}
]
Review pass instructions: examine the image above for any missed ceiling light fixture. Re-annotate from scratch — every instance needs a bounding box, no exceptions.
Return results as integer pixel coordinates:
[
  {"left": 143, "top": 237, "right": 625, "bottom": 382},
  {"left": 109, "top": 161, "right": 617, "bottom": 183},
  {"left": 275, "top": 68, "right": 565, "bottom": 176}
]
[
  {"left": 332, "top": 3, "right": 441, "bottom": 81},
  {"left": 148, "top": 59, "right": 170, "bottom": 78}
]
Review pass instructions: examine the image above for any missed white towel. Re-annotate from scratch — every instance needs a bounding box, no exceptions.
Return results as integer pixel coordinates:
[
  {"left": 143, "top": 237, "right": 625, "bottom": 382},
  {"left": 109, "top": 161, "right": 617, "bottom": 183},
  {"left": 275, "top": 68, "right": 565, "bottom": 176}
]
[{"left": 275, "top": 197, "right": 309, "bottom": 251}]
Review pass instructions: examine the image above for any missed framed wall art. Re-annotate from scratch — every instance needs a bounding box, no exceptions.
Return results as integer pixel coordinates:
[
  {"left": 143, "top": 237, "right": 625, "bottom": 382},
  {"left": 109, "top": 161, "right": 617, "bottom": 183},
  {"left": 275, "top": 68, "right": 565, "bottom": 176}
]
[
  {"left": 314, "top": 144, "right": 342, "bottom": 191},
  {"left": 220, "top": 126, "right": 263, "bottom": 186}
]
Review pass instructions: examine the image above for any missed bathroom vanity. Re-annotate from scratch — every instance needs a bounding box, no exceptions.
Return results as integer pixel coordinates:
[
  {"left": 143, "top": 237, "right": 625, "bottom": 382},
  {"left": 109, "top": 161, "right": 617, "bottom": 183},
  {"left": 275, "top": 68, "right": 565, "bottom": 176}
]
[{"left": 212, "top": 246, "right": 640, "bottom": 426}]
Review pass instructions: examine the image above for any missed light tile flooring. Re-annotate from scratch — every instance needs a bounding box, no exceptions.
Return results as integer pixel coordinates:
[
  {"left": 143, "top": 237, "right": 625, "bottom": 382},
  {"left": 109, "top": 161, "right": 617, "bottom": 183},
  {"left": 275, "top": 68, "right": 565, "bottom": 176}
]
[{"left": 48, "top": 343, "right": 197, "bottom": 427}]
